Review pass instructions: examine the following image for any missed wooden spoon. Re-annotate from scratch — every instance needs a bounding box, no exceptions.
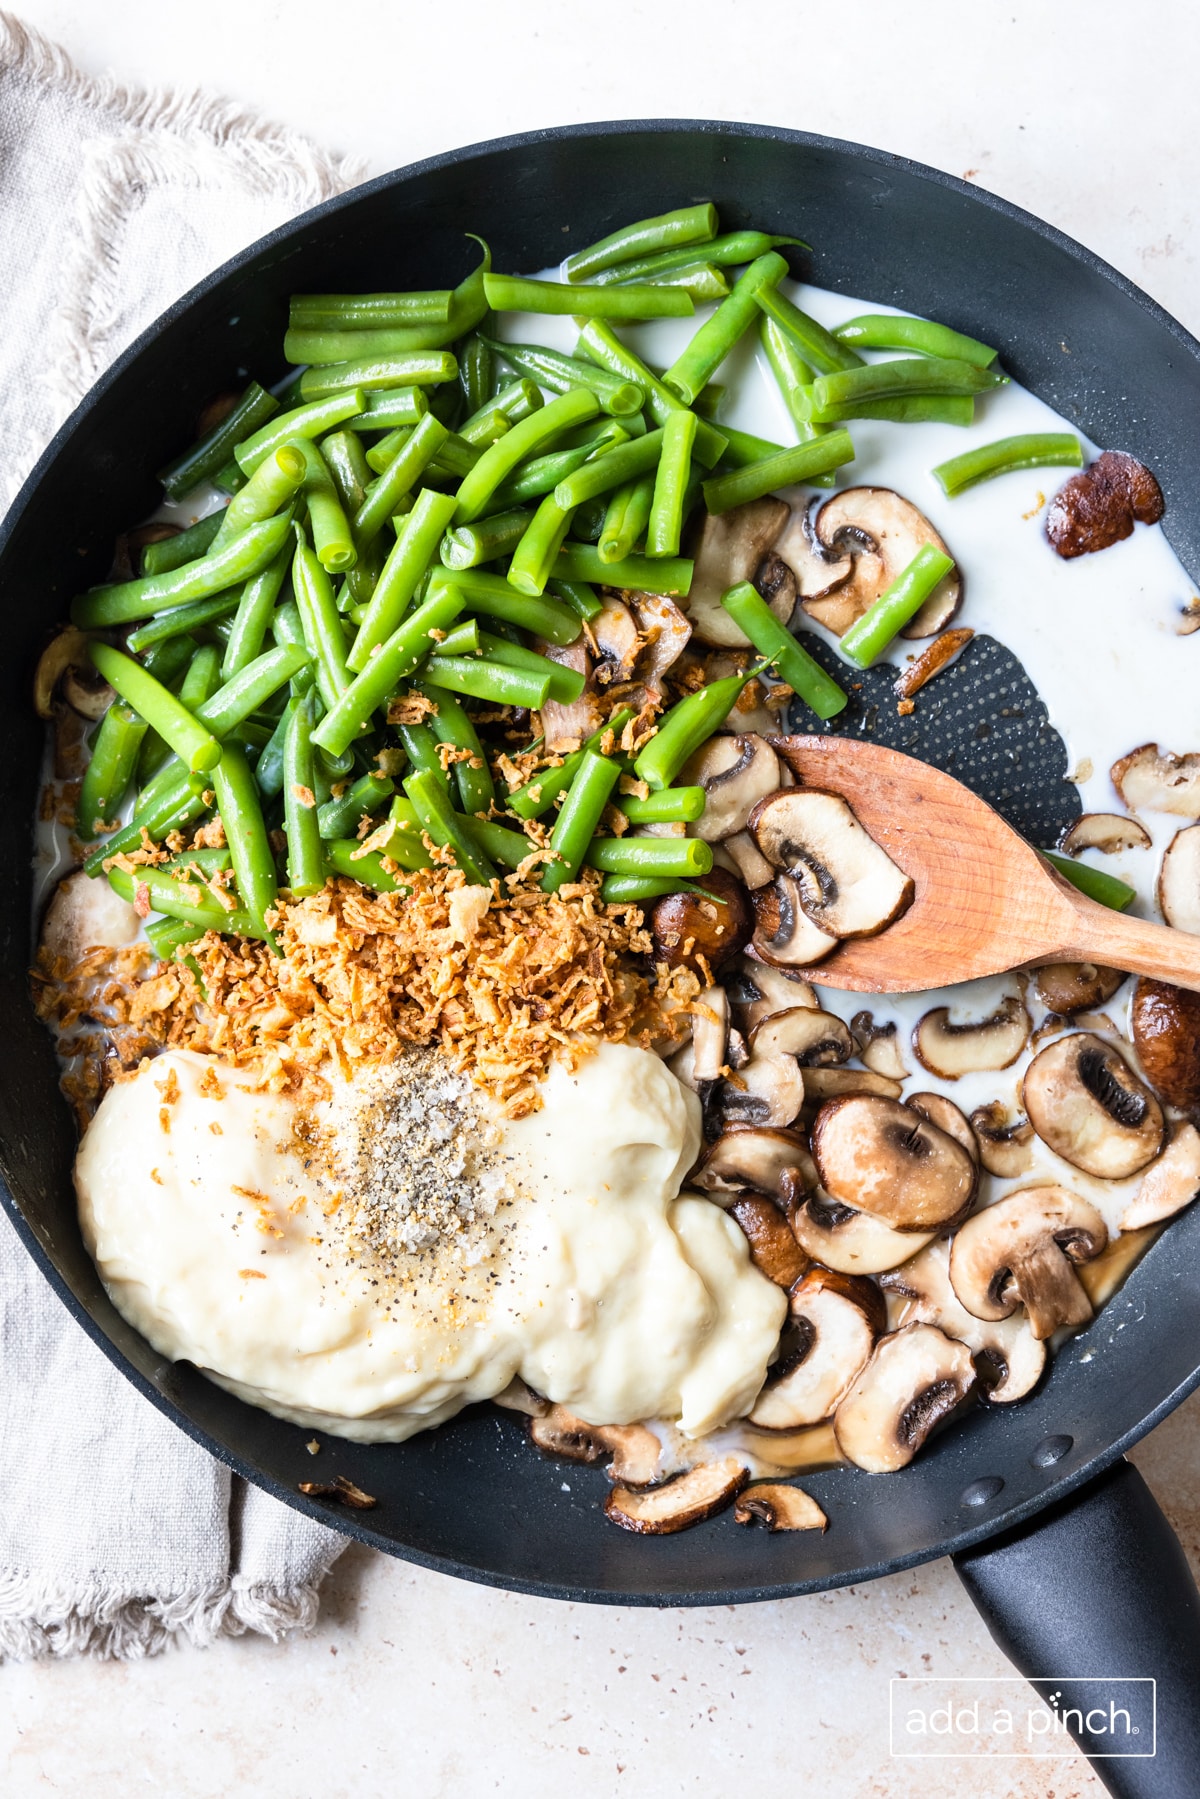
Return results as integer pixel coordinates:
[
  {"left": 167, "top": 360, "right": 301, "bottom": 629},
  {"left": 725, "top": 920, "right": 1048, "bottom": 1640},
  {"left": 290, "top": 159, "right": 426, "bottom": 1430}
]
[{"left": 771, "top": 735, "right": 1200, "bottom": 996}]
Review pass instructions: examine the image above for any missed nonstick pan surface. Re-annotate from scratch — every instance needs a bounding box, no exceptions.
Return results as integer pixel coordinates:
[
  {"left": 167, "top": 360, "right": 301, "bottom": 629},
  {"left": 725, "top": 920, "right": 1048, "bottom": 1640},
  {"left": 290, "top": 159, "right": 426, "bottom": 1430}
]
[{"left": 4, "top": 121, "right": 1200, "bottom": 1612}]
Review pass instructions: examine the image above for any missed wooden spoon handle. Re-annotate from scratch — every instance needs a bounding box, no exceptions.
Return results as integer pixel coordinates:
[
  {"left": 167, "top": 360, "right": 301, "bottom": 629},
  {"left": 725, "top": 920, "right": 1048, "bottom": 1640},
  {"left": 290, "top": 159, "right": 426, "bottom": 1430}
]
[{"left": 1050, "top": 887, "right": 1200, "bottom": 995}]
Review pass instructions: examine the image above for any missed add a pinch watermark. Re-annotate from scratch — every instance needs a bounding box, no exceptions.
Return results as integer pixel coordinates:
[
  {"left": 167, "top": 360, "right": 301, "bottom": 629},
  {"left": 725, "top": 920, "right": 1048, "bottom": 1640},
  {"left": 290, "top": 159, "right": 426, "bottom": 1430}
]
[{"left": 889, "top": 1676, "right": 1155, "bottom": 1758}]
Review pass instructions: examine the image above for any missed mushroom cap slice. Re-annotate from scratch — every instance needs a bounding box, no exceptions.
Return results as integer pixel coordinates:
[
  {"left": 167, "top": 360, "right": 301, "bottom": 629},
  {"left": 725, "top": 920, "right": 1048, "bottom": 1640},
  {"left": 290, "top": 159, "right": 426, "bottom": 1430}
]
[
  {"left": 733, "top": 1483, "right": 827, "bottom": 1532},
  {"left": 907, "top": 1092, "right": 978, "bottom": 1162},
  {"left": 730, "top": 1195, "right": 809, "bottom": 1288},
  {"left": 529, "top": 1406, "right": 664, "bottom": 1487},
  {"left": 881, "top": 1240, "right": 1046, "bottom": 1404},
  {"left": 591, "top": 594, "right": 641, "bottom": 686},
  {"left": 789, "top": 1190, "right": 934, "bottom": 1274},
  {"left": 1023, "top": 1032, "right": 1164, "bottom": 1179},
  {"left": 724, "top": 955, "right": 817, "bottom": 1033},
  {"left": 1046, "top": 450, "right": 1164, "bottom": 559},
  {"left": 751, "top": 874, "right": 840, "bottom": 968},
  {"left": 970, "top": 1102, "right": 1036, "bottom": 1179},
  {"left": 683, "top": 499, "right": 791, "bottom": 646},
  {"left": 749, "top": 1269, "right": 881, "bottom": 1429},
  {"left": 749, "top": 1006, "right": 853, "bottom": 1066},
  {"left": 751, "top": 788, "right": 914, "bottom": 941},
  {"left": 833, "top": 1323, "right": 975, "bottom": 1473},
  {"left": 1060, "top": 812, "right": 1153, "bottom": 856},
  {"left": 1111, "top": 743, "right": 1200, "bottom": 817},
  {"left": 772, "top": 504, "right": 854, "bottom": 602},
  {"left": 694, "top": 1125, "right": 817, "bottom": 1204},
  {"left": 948, "top": 1185, "right": 1107, "bottom": 1339},
  {"left": 537, "top": 635, "right": 602, "bottom": 753},
  {"left": 811, "top": 1095, "right": 977, "bottom": 1229},
  {"left": 689, "top": 984, "right": 730, "bottom": 1084},
  {"left": 797, "top": 487, "right": 962, "bottom": 640},
  {"left": 1035, "top": 962, "right": 1126, "bottom": 1017},
  {"left": 493, "top": 1377, "right": 549, "bottom": 1418},
  {"left": 33, "top": 626, "right": 91, "bottom": 720},
  {"left": 851, "top": 1012, "right": 910, "bottom": 1081},
  {"left": 1121, "top": 1122, "right": 1200, "bottom": 1231},
  {"left": 912, "top": 993, "right": 1030, "bottom": 1079},
  {"left": 649, "top": 871, "right": 752, "bottom": 975},
  {"left": 719, "top": 830, "right": 776, "bottom": 890},
  {"left": 681, "top": 733, "right": 781, "bottom": 842},
  {"left": 1130, "top": 977, "right": 1200, "bottom": 1110},
  {"left": 1158, "top": 824, "right": 1200, "bottom": 934},
  {"left": 800, "top": 1067, "right": 903, "bottom": 1103},
  {"left": 716, "top": 1052, "right": 806, "bottom": 1130},
  {"left": 604, "top": 1455, "right": 748, "bottom": 1534},
  {"left": 39, "top": 870, "right": 140, "bottom": 969}
]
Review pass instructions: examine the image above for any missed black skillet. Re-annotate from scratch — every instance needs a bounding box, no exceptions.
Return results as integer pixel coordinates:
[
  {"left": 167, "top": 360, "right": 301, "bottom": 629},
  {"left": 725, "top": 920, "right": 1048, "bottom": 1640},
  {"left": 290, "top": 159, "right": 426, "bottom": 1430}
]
[{"left": 3, "top": 124, "right": 1199, "bottom": 1796}]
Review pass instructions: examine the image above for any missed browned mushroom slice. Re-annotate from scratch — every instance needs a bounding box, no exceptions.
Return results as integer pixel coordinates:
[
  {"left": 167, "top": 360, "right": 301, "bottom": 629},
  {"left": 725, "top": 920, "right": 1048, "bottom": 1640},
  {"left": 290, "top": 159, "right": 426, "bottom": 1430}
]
[
  {"left": 591, "top": 594, "right": 641, "bottom": 686},
  {"left": 717, "top": 1053, "right": 806, "bottom": 1129},
  {"left": 649, "top": 871, "right": 752, "bottom": 976},
  {"left": 833, "top": 1323, "right": 975, "bottom": 1472},
  {"left": 1121, "top": 1123, "right": 1200, "bottom": 1230},
  {"left": 530, "top": 1406, "right": 663, "bottom": 1487},
  {"left": 681, "top": 733, "right": 780, "bottom": 842},
  {"left": 772, "top": 503, "right": 854, "bottom": 603},
  {"left": 536, "top": 635, "right": 601, "bottom": 752},
  {"left": 1158, "top": 824, "right": 1200, "bottom": 934},
  {"left": 801, "top": 1068, "right": 904, "bottom": 1103},
  {"left": 1111, "top": 743, "right": 1200, "bottom": 816},
  {"left": 753, "top": 551, "right": 798, "bottom": 624},
  {"left": 33, "top": 626, "right": 92, "bottom": 721},
  {"left": 730, "top": 1195, "right": 809, "bottom": 1287},
  {"left": 695, "top": 1125, "right": 817, "bottom": 1203},
  {"left": 602, "top": 1425, "right": 666, "bottom": 1488},
  {"left": 723, "top": 955, "right": 818, "bottom": 1034},
  {"left": 969, "top": 1102, "right": 1037, "bottom": 1179},
  {"left": 529, "top": 1406, "right": 611, "bottom": 1464},
  {"left": 62, "top": 664, "right": 115, "bottom": 721},
  {"left": 628, "top": 590, "right": 692, "bottom": 702},
  {"left": 789, "top": 1190, "right": 934, "bottom": 1275},
  {"left": 881, "top": 1240, "right": 1046, "bottom": 1404},
  {"left": 893, "top": 627, "right": 974, "bottom": 699},
  {"left": 733, "top": 1483, "right": 827, "bottom": 1532},
  {"left": 811, "top": 1095, "right": 977, "bottom": 1229},
  {"left": 690, "top": 985, "right": 730, "bottom": 1083},
  {"left": 792, "top": 487, "right": 961, "bottom": 639},
  {"left": 719, "top": 830, "right": 776, "bottom": 890},
  {"left": 912, "top": 993, "right": 1030, "bottom": 1079},
  {"left": 604, "top": 1456, "right": 748, "bottom": 1534},
  {"left": 492, "top": 1377, "right": 550, "bottom": 1418},
  {"left": 850, "top": 1012, "right": 911, "bottom": 1082},
  {"left": 948, "top": 1186, "right": 1108, "bottom": 1339},
  {"left": 750, "top": 789, "right": 914, "bottom": 940},
  {"left": 749, "top": 1007, "right": 853, "bottom": 1066},
  {"left": 1023, "top": 1032, "right": 1164, "bottom": 1179},
  {"left": 1059, "top": 812, "right": 1153, "bottom": 856},
  {"left": 1045, "top": 450, "right": 1164, "bottom": 559},
  {"left": 751, "top": 875, "right": 840, "bottom": 968},
  {"left": 683, "top": 499, "right": 791, "bottom": 646},
  {"left": 1130, "top": 977, "right": 1200, "bottom": 1110},
  {"left": 40, "top": 870, "right": 140, "bottom": 968},
  {"left": 749, "top": 1267, "right": 882, "bottom": 1428},
  {"left": 1034, "top": 962, "right": 1126, "bottom": 1016},
  {"left": 907, "top": 1093, "right": 978, "bottom": 1162}
]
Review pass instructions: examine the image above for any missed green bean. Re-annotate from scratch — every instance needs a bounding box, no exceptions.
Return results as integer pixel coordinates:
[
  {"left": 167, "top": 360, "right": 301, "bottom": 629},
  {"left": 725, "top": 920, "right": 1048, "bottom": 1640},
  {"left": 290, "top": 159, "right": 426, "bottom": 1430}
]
[
  {"left": 553, "top": 543, "right": 692, "bottom": 597},
  {"left": 316, "top": 771, "right": 395, "bottom": 839},
  {"left": 599, "top": 874, "right": 701, "bottom": 903},
  {"left": 141, "top": 634, "right": 198, "bottom": 687},
  {"left": 634, "top": 262, "right": 729, "bottom": 302},
  {"left": 718, "top": 582, "right": 848, "bottom": 717},
  {"left": 549, "top": 577, "right": 604, "bottom": 621},
  {"left": 76, "top": 703, "right": 148, "bottom": 837},
  {"left": 453, "top": 390, "right": 601, "bottom": 524},
  {"left": 144, "top": 915, "right": 208, "bottom": 959},
  {"left": 125, "top": 591, "right": 241, "bottom": 653},
  {"left": 285, "top": 324, "right": 460, "bottom": 363},
  {"left": 207, "top": 445, "right": 306, "bottom": 555},
  {"left": 213, "top": 459, "right": 248, "bottom": 495},
  {"left": 141, "top": 512, "right": 223, "bottom": 575},
  {"left": 277, "top": 702, "right": 321, "bottom": 896},
  {"left": 505, "top": 708, "right": 635, "bottom": 818},
  {"left": 1042, "top": 849, "right": 1136, "bottom": 913},
  {"left": 211, "top": 742, "right": 278, "bottom": 937},
  {"left": 289, "top": 291, "right": 453, "bottom": 330},
  {"left": 754, "top": 287, "right": 863, "bottom": 375},
  {"left": 291, "top": 438, "right": 357, "bottom": 572},
  {"left": 341, "top": 387, "right": 429, "bottom": 431},
  {"left": 702, "top": 428, "right": 856, "bottom": 514},
  {"left": 662, "top": 252, "right": 788, "bottom": 405},
  {"left": 554, "top": 429, "right": 664, "bottom": 511},
  {"left": 353, "top": 414, "right": 449, "bottom": 550},
  {"left": 570, "top": 497, "right": 607, "bottom": 543},
  {"left": 299, "top": 351, "right": 458, "bottom": 402},
  {"left": 179, "top": 643, "right": 222, "bottom": 712},
  {"left": 396, "top": 722, "right": 449, "bottom": 790},
  {"left": 476, "top": 631, "right": 585, "bottom": 705},
  {"left": 484, "top": 272, "right": 692, "bottom": 320},
  {"left": 487, "top": 430, "right": 632, "bottom": 509},
  {"left": 441, "top": 507, "right": 533, "bottom": 570},
  {"left": 89, "top": 644, "right": 221, "bottom": 773},
  {"left": 507, "top": 496, "right": 578, "bottom": 597},
  {"left": 220, "top": 544, "right": 292, "bottom": 679},
  {"left": 618, "top": 786, "right": 705, "bottom": 824},
  {"left": 646, "top": 411, "right": 697, "bottom": 558},
  {"left": 599, "top": 475, "right": 655, "bottom": 563},
  {"left": 758, "top": 316, "right": 836, "bottom": 489},
  {"left": 158, "top": 382, "right": 279, "bottom": 501},
  {"left": 809, "top": 357, "right": 1007, "bottom": 424},
  {"left": 420, "top": 655, "right": 550, "bottom": 709},
  {"left": 234, "top": 392, "right": 366, "bottom": 476},
  {"left": 459, "top": 333, "right": 494, "bottom": 415},
  {"left": 72, "top": 512, "right": 293, "bottom": 629},
  {"left": 107, "top": 863, "right": 255, "bottom": 935},
  {"left": 587, "top": 231, "right": 804, "bottom": 285},
  {"left": 292, "top": 528, "right": 353, "bottom": 711},
  {"left": 482, "top": 338, "right": 644, "bottom": 417},
  {"left": 429, "top": 566, "right": 582, "bottom": 645},
  {"left": 839, "top": 545, "right": 958, "bottom": 667},
  {"left": 436, "top": 619, "right": 481, "bottom": 657},
  {"left": 404, "top": 768, "right": 495, "bottom": 885},
  {"left": 323, "top": 839, "right": 411, "bottom": 891},
  {"left": 82, "top": 773, "right": 206, "bottom": 874},
  {"left": 717, "top": 424, "right": 786, "bottom": 467},
  {"left": 313, "top": 587, "right": 464, "bottom": 757},
  {"left": 634, "top": 671, "right": 762, "bottom": 790},
  {"left": 542, "top": 750, "right": 622, "bottom": 893},
  {"left": 834, "top": 313, "right": 998, "bottom": 368},
  {"left": 932, "top": 433, "right": 1085, "bottom": 497},
  {"left": 460, "top": 379, "right": 543, "bottom": 439},
  {"left": 827, "top": 395, "right": 976, "bottom": 426},
  {"left": 348, "top": 488, "right": 459, "bottom": 670},
  {"left": 459, "top": 816, "right": 532, "bottom": 870},
  {"left": 320, "top": 429, "right": 374, "bottom": 517},
  {"left": 564, "top": 203, "right": 718, "bottom": 281},
  {"left": 432, "top": 430, "right": 497, "bottom": 477},
  {"left": 573, "top": 320, "right": 727, "bottom": 466},
  {"left": 585, "top": 837, "right": 713, "bottom": 878},
  {"left": 421, "top": 681, "right": 496, "bottom": 815}
]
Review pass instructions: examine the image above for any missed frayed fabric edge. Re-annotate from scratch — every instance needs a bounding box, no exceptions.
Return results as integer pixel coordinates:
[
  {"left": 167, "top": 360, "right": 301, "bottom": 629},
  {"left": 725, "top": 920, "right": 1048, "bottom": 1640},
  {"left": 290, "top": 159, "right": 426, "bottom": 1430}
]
[{"left": 0, "top": 1572, "right": 326, "bottom": 1662}]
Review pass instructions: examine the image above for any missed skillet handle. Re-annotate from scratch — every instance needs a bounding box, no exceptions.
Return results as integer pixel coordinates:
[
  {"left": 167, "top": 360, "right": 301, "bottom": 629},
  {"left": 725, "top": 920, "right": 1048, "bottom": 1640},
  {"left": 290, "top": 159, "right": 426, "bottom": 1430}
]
[{"left": 953, "top": 1459, "right": 1200, "bottom": 1798}]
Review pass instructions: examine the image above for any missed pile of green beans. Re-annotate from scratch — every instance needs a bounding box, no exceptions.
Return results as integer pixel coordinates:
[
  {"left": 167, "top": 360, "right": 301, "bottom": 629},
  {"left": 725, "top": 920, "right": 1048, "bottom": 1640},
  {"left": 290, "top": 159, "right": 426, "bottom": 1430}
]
[{"left": 63, "top": 199, "right": 1021, "bottom": 947}]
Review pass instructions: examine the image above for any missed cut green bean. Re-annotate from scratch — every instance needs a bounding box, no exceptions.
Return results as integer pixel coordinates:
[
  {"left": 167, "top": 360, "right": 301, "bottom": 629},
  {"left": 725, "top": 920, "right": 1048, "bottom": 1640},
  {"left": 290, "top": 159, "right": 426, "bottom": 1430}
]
[
  {"left": 289, "top": 291, "right": 453, "bottom": 331},
  {"left": 291, "top": 438, "right": 357, "bottom": 572},
  {"left": 429, "top": 566, "right": 582, "bottom": 645},
  {"left": 144, "top": 915, "right": 208, "bottom": 959},
  {"left": 1042, "top": 849, "right": 1136, "bottom": 913},
  {"left": 702, "top": 428, "right": 856, "bottom": 514},
  {"left": 440, "top": 508, "right": 533, "bottom": 570},
  {"left": 141, "top": 512, "right": 223, "bottom": 575},
  {"left": 348, "top": 488, "right": 459, "bottom": 670},
  {"left": 76, "top": 703, "right": 148, "bottom": 837},
  {"left": 834, "top": 313, "right": 998, "bottom": 368},
  {"left": 125, "top": 590, "right": 242, "bottom": 653},
  {"left": 221, "top": 543, "right": 292, "bottom": 680},
  {"left": 396, "top": 722, "right": 449, "bottom": 790},
  {"left": 754, "top": 286, "right": 863, "bottom": 375},
  {"left": 634, "top": 670, "right": 763, "bottom": 790},
  {"left": 459, "top": 816, "right": 532, "bottom": 870},
  {"left": 282, "top": 700, "right": 325, "bottom": 896},
  {"left": 808, "top": 357, "right": 1007, "bottom": 424},
  {"left": 320, "top": 429, "right": 373, "bottom": 517},
  {"left": 932, "top": 433, "right": 1085, "bottom": 497},
  {"left": 662, "top": 252, "right": 788, "bottom": 405},
  {"left": 599, "top": 874, "right": 702, "bottom": 903},
  {"left": 72, "top": 512, "right": 293, "bottom": 628},
  {"left": 505, "top": 708, "right": 635, "bottom": 819},
  {"left": 570, "top": 497, "right": 607, "bottom": 543},
  {"left": 488, "top": 428, "right": 632, "bottom": 509},
  {"left": 590, "top": 231, "right": 805, "bottom": 286},
  {"left": 554, "top": 428, "right": 664, "bottom": 511},
  {"left": 342, "top": 387, "right": 429, "bottom": 431},
  {"left": 646, "top": 410, "right": 697, "bottom": 558},
  {"left": 618, "top": 786, "right": 706, "bottom": 824},
  {"left": 234, "top": 392, "right": 366, "bottom": 476},
  {"left": 459, "top": 333, "right": 493, "bottom": 415},
  {"left": 316, "top": 772, "right": 395, "bottom": 840},
  {"left": 838, "top": 545, "right": 958, "bottom": 668},
  {"left": 542, "top": 751, "right": 622, "bottom": 893},
  {"left": 507, "top": 495, "right": 578, "bottom": 597},
  {"left": 436, "top": 619, "right": 482, "bottom": 657},
  {"left": 403, "top": 768, "right": 495, "bottom": 885},
  {"left": 207, "top": 445, "right": 306, "bottom": 555},
  {"left": 107, "top": 863, "right": 256, "bottom": 935},
  {"left": 313, "top": 587, "right": 465, "bottom": 757},
  {"left": 421, "top": 681, "right": 495, "bottom": 815},
  {"left": 823, "top": 394, "right": 976, "bottom": 426},
  {"left": 212, "top": 459, "right": 248, "bottom": 496},
  {"left": 453, "top": 390, "right": 601, "bottom": 524},
  {"left": 717, "top": 424, "right": 787, "bottom": 467},
  {"left": 285, "top": 324, "right": 460, "bottom": 363},
  {"left": 88, "top": 644, "right": 222, "bottom": 773},
  {"left": 483, "top": 272, "right": 692, "bottom": 320},
  {"left": 585, "top": 837, "right": 713, "bottom": 878},
  {"left": 548, "top": 577, "right": 604, "bottom": 622},
  {"left": 482, "top": 338, "right": 644, "bottom": 417},
  {"left": 573, "top": 320, "right": 727, "bottom": 466},
  {"left": 353, "top": 413, "right": 449, "bottom": 550},
  {"left": 178, "top": 644, "right": 222, "bottom": 712},
  {"left": 324, "top": 839, "right": 412, "bottom": 891},
  {"left": 211, "top": 742, "right": 278, "bottom": 940},
  {"left": 476, "top": 632, "right": 585, "bottom": 705},
  {"left": 299, "top": 351, "right": 457, "bottom": 402},
  {"left": 759, "top": 316, "right": 837, "bottom": 489},
  {"left": 556, "top": 543, "right": 694, "bottom": 597},
  {"left": 82, "top": 766, "right": 209, "bottom": 875},
  {"left": 599, "top": 475, "right": 655, "bottom": 563},
  {"left": 460, "top": 379, "right": 543, "bottom": 439},
  {"left": 292, "top": 529, "right": 353, "bottom": 711},
  {"left": 564, "top": 204, "right": 718, "bottom": 281},
  {"left": 718, "top": 582, "right": 848, "bottom": 718},
  {"left": 158, "top": 382, "right": 279, "bottom": 501},
  {"left": 421, "top": 655, "right": 551, "bottom": 709},
  {"left": 634, "top": 262, "right": 729, "bottom": 302}
]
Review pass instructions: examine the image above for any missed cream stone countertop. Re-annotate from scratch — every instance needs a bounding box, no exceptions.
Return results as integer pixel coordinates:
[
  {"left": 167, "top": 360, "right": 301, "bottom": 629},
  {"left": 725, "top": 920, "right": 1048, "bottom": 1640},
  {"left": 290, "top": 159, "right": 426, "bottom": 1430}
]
[{"left": 7, "top": 2, "right": 1200, "bottom": 1793}]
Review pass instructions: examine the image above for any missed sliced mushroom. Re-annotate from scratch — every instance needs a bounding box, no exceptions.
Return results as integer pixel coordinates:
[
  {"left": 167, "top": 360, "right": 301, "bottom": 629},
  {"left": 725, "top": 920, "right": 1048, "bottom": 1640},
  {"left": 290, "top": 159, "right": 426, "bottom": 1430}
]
[
  {"left": 1034, "top": 962, "right": 1126, "bottom": 1016},
  {"left": 851, "top": 1012, "right": 910, "bottom": 1082},
  {"left": 772, "top": 503, "right": 854, "bottom": 602},
  {"left": 1130, "top": 977, "right": 1200, "bottom": 1110},
  {"left": 590, "top": 594, "right": 640, "bottom": 687},
  {"left": 791, "top": 488, "right": 961, "bottom": 639},
  {"left": 1159, "top": 824, "right": 1200, "bottom": 934},
  {"left": 716, "top": 1053, "right": 806, "bottom": 1129},
  {"left": 893, "top": 627, "right": 974, "bottom": 699},
  {"left": 833, "top": 1323, "right": 975, "bottom": 1473},
  {"left": 690, "top": 985, "right": 730, "bottom": 1083},
  {"left": 750, "top": 789, "right": 914, "bottom": 940},
  {"left": 1023, "top": 1032, "right": 1164, "bottom": 1178},
  {"left": 753, "top": 551, "right": 798, "bottom": 624},
  {"left": 1111, "top": 743, "right": 1200, "bottom": 817},
  {"left": 788, "top": 1190, "right": 935, "bottom": 1275},
  {"left": 604, "top": 1456, "right": 748, "bottom": 1533},
  {"left": 723, "top": 955, "right": 817, "bottom": 1034},
  {"left": 881, "top": 1240, "right": 1046, "bottom": 1404},
  {"left": 749, "top": 1007, "right": 853, "bottom": 1066},
  {"left": 913, "top": 993, "right": 1030, "bottom": 1079},
  {"left": 699, "top": 649, "right": 784, "bottom": 737},
  {"left": 492, "top": 1377, "right": 549, "bottom": 1417},
  {"left": 801, "top": 1067, "right": 903, "bottom": 1103},
  {"left": 749, "top": 1266, "right": 883, "bottom": 1429},
  {"left": 649, "top": 870, "right": 752, "bottom": 975},
  {"left": 730, "top": 1195, "right": 809, "bottom": 1287},
  {"left": 628, "top": 590, "right": 692, "bottom": 707},
  {"left": 1121, "top": 1123, "right": 1200, "bottom": 1230},
  {"left": 751, "top": 874, "right": 840, "bottom": 968},
  {"left": 33, "top": 626, "right": 92, "bottom": 720},
  {"left": 681, "top": 733, "right": 780, "bottom": 841},
  {"left": 530, "top": 1406, "right": 663, "bottom": 1487},
  {"left": 694, "top": 1125, "right": 817, "bottom": 1204},
  {"left": 908, "top": 1093, "right": 978, "bottom": 1162},
  {"left": 529, "top": 1406, "right": 610, "bottom": 1465},
  {"left": 39, "top": 871, "right": 140, "bottom": 969},
  {"left": 683, "top": 499, "right": 791, "bottom": 646},
  {"left": 812, "top": 1094, "right": 977, "bottom": 1229},
  {"left": 970, "top": 1102, "right": 1037, "bottom": 1179},
  {"left": 948, "top": 1186, "right": 1108, "bottom": 1339},
  {"left": 536, "top": 636, "right": 601, "bottom": 753},
  {"left": 1045, "top": 450, "right": 1164, "bottom": 559},
  {"left": 1060, "top": 812, "right": 1153, "bottom": 856},
  {"left": 719, "top": 829, "right": 776, "bottom": 891},
  {"left": 733, "top": 1483, "right": 827, "bottom": 1532}
]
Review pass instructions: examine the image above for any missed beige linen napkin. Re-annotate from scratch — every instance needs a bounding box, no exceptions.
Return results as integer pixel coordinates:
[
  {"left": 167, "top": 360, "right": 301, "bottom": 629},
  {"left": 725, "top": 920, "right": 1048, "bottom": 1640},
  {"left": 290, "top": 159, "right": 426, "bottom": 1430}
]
[{"left": 0, "top": 11, "right": 366, "bottom": 1658}]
